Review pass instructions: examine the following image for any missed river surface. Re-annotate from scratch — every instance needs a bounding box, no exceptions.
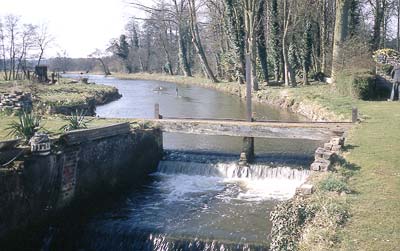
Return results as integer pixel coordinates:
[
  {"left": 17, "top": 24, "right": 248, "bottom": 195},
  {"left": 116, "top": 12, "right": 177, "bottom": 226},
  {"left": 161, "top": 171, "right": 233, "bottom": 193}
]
[{"left": 56, "top": 74, "right": 319, "bottom": 251}]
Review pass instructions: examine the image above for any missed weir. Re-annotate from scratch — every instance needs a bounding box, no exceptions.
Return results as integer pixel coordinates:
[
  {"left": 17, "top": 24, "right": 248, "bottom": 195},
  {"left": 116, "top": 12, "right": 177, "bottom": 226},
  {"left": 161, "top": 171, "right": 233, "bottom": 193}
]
[
  {"left": 150, "top": 103, "right": 351, "bottom": 164},
  {"left": 68, "top": 151, "right": 311, "bottom": 251}
]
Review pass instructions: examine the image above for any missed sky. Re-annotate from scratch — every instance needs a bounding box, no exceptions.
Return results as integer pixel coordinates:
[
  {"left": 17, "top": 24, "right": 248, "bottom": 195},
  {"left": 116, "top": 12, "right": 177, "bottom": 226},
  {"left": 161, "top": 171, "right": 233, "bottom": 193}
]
[{"left": 0, "top": 0, "right": 145, "bottom": 58}]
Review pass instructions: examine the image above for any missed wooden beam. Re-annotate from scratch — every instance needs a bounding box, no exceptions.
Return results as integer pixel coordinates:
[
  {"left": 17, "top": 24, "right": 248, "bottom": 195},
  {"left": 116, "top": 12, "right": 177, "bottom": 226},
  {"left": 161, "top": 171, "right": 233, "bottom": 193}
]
[
  {"left": 149, "top": 119, "right": 350, "bottom": 141},
  {"left": 60, "top": 123, "right": 131, "bottom": 145}
]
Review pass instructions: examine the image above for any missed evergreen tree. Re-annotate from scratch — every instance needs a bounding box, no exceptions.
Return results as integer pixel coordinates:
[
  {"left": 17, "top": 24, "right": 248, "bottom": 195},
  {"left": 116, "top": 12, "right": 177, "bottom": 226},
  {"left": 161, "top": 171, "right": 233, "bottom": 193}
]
[
  {"left": 301, "top": 20, "right": 313, "bottom": 84},
  {"left": 268, "top": 0, "right": 281, "bottom": 81}
]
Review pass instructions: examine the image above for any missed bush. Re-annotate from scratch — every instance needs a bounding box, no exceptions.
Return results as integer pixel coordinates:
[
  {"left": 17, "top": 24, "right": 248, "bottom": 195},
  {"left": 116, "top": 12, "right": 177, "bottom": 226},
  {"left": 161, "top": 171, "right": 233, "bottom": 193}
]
[
  {"left": 6, "top": 111, "right": 42, "bottom": 141},
  {"left": 60, "top": 110, "right": 91, "bottom": 132},
  {"left": 381, "top": 64, "right": 394, "bottom": 76},
  {"left": 319, "top": 175, "right": 349, "bottom": 193},
  {"left": 336, "top": 70, "right": 378, "bottom": 100}
]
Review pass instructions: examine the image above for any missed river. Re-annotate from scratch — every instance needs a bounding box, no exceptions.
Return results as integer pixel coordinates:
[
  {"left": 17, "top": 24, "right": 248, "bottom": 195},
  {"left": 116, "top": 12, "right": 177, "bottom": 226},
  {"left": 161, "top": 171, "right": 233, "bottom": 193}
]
[{"left": 55, "top": 74, "right": 319, "bottom": 251}]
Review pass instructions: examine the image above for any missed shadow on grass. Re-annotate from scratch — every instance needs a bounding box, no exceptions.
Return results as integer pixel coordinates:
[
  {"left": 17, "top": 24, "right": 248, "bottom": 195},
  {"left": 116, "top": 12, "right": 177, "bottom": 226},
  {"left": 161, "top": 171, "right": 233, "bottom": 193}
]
[
  {"left": 342, "top": 144, "right": 359, "bottom": 152},
  {"left": 336, "top": 155, "right": 361, "bottom": 172},
  {"left": 332, "top": 155, "right": 362, "bottom": 195}
]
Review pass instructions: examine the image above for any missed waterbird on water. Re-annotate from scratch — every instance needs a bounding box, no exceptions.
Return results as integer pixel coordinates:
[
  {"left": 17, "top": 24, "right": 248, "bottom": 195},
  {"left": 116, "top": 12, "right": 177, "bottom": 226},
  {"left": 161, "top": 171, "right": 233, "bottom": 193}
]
[{"left": 153, "top": 86, "right": 166, "bottom": 92}]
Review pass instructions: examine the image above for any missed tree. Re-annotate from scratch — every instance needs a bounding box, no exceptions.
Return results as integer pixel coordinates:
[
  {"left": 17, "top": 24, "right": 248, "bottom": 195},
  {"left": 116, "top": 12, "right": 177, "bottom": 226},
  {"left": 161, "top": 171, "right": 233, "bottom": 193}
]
[
  {"left": 331, "top": 0, "right": 351, "bottom": 81},
  {"left": 110, "top": 34, "right": 132, "bottom": 73},
  {"left": 173, "top": 0, "right": 193, "bottom": 77},
  {"left": 243, "top": 0, "right": 262, "bottom": 90},
  {"left": 256, "top": 0, "right": 269, "bottom": 84},
  {"left": 188, "top": 0, "right": 219, "bottom": 82},
  {"left": 301, "top": 20, "right": 313, "bottom": 85},
  {"left": 224, "top": 0, "right": 246, "bottom": 84},
  {"left": 268, "top": 0, "right": 282, "bottom": 81},
  {"left": 88, "top": 49, "right": 111, "bottom": 75},
  {"left": 36, "top": 23, "right": 54, "bottom": 66}
]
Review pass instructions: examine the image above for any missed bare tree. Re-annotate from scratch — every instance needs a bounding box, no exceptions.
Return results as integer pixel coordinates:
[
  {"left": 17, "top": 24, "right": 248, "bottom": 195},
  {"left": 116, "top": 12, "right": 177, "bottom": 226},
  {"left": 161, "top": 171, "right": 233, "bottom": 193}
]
[
  {"left": 188, "top": 0, "right": 219, "bottom": 82},
  {"left": 36, "top": 23, "right": 54, "bottom": 66},
  {"left": 89, "top": 49, "right": 111, "bottom": 75}
]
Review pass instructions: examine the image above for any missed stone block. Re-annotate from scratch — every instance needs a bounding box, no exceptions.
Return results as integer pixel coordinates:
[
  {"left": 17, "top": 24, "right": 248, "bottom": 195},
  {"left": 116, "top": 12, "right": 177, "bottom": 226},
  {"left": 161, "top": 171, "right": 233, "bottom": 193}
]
[
  {"left": 332, "top": 144, "right": 342, "bottom": 152},
  {"left": 324, "top": 142, "right": 333, "bottom": 150},
  {"left": 297, "top": 184, "right": 314, "bottom": 195},
  {"left": 312, "top": 159, "right": 332, "bottom": 172},
  {"left": 314, "top": 147, "right": 325, "bottom": 160},
  {"left": 311, "top": 162, "right": 321, "bottom": 171},
  {"left": 331, "top": 137, "right": 345, "bottom": 146},
  {"left": 323, "top": 151, "right": 335, "bottom": 160}
]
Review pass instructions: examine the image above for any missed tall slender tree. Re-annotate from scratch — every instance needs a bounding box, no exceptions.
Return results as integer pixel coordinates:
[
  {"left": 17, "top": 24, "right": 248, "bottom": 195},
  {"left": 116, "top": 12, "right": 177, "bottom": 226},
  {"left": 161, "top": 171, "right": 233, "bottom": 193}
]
[{"left": 331, "top": 0, "right": 351, "bottom": 81}]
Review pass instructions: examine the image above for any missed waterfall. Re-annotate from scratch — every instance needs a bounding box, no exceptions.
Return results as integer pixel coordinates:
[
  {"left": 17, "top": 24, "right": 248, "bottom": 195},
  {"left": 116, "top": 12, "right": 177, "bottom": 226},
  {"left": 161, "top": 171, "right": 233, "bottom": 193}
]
[{"left": 157, "top": 161, "right": 310, "bottom": 181}]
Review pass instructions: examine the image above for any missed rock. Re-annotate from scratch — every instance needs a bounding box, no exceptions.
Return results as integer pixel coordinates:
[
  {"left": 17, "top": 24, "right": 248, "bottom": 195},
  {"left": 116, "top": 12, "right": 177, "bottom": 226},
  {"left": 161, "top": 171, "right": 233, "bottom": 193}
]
[
  {"left": 323, "top": 151, "right": 336, "bottom": 160},
  {"left": 297, "top": 184, "right": 314, "bottom": 195},
  {"left": 331, "top": 137, "right": 345, "bottom": 146},
  {"left": 314, "top": 147, "right": 326, "bottom": 160},
  {"left": 324, "top": 142, "right": 333, "bottom": 150},
  {"left": 332, "top": 144, "right": 342, "bottom": 152},
  {"left": 311, "top": 162, "right": 321, "bottom": 171},
  {"left": 311, "top": 159, "right": 332, "bottom": 172}
]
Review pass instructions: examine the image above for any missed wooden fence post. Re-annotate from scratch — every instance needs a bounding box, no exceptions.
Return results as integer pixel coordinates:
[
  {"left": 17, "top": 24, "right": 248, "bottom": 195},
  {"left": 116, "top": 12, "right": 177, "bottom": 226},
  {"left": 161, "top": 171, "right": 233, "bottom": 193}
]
[
  {"left": 352, "top": 107, "right": 358, "bottom": 123},
  {"left": 155, "top": 103, "right": 161, "bottom": 119}
]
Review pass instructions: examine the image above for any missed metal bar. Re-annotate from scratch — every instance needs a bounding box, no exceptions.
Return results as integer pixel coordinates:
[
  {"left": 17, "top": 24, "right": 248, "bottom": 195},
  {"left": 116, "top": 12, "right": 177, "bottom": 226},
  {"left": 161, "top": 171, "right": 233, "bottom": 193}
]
[{"left": 246, "top": 54, "right": 252, "bottom": 122}]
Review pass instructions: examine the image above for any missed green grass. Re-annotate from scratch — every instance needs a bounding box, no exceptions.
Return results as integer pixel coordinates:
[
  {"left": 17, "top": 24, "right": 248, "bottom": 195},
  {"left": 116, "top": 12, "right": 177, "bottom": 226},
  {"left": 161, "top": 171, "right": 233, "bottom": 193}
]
[
  {"left": 0, "top": 78, "right": 117, "bottom": 107},
  {"left": 336, "top": 102, "right": 400, "bottom": 251},
  {"left": 0, "top": 114, "right": 132, "bottom": 141},
  {"left": 284, "top": 85, "right": 357, "bottom": 121}
]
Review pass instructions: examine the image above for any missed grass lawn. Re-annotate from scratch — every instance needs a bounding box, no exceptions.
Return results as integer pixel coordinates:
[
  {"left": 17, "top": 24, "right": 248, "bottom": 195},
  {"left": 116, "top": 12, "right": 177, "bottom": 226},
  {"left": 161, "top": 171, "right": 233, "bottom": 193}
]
[
  {"left": 0, "top": 115, "right": 133, "bottom": 141},
  {"left": 336, "top": 101, "right": 400, "bottom": 251},
  {"left": 0, "top": 77, "right": 118, "bottom": 107}
]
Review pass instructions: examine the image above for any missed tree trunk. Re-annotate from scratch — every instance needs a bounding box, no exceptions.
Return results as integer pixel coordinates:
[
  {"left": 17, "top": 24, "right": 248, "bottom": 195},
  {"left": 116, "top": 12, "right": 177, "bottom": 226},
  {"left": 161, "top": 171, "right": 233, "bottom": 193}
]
[
  {"left": 178, "top": 28, "right": 192, "bottom": 77},
  {"left": 331, "top": 0, "right": 350, "bottom": 82},
  {"left": 188, "top": 0, "right": 219, "bottom": 83},
  {"left": 224, "top": 0, "right": 246, "bottom": 84},
  {"left": 397, "top": 0, "right": 400, "bottom": 51},
  {"left": 320, "top": 0, "right": 327, "bottom": 74},
  {"left": 256, "top": 0, "right": 269, "bottom": 84},
  {"left": 398, "top": 0, "right": 400, "bottom": 51},
  {"left": 371, "top": 0, "right": 384, "bottom": 51},
  {"left": 98, "top": 58, "right": 111, "bottom": 75},
  {"left": 269, "top": 0, "right": 281, "bottom": 82}
]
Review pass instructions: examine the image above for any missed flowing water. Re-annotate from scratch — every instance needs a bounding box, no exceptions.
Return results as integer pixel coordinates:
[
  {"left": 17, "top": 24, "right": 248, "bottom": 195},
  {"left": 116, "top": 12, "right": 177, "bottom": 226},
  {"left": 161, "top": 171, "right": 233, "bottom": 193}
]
[{"left": 56, "top": 74, "right": 319, "bottom": 251}]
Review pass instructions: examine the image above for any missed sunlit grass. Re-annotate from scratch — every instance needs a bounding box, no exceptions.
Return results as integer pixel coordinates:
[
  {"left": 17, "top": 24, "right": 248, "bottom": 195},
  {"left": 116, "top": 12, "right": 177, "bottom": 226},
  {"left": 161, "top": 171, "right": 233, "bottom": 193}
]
[{"left": 335, "top": 102, "right": 400, "bottom": 251}]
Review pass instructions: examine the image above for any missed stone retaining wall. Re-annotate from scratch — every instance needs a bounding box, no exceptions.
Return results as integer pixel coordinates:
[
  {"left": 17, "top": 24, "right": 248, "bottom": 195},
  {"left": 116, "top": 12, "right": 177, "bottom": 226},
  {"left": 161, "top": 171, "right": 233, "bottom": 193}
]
[{"left": 0, "top": 125, "right": 163, "bottom": 240}]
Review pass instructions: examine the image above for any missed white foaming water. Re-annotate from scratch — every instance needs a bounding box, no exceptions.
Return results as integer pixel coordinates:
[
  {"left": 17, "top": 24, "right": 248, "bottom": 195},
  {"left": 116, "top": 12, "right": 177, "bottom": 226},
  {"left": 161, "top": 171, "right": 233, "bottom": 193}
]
[{"left": 155, "top": 161, "right": 310, "bottom": 202}]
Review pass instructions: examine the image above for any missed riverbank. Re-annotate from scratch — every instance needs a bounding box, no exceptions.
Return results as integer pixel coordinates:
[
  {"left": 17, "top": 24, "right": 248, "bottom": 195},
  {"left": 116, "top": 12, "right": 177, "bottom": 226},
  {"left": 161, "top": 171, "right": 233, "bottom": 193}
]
[
  {"left": 114, "top": 73, "right": 355, "bottom": 122},
  {"left": 0, "top": 77, "right": 121, "bottom": 116}
]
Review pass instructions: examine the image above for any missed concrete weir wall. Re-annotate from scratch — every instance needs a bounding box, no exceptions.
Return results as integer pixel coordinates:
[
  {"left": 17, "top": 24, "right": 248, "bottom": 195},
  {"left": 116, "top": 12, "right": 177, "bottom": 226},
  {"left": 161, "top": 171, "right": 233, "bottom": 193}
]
[{"left": 0, "top": 123, "right": 163, "bottom": 239}]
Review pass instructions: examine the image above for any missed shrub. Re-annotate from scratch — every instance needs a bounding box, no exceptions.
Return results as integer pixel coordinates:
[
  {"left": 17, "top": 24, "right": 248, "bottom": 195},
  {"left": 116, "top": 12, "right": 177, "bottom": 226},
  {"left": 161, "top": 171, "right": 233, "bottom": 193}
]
[
  {"left": 381, "top": 64, "right": 394, "bottom": 76},
  {"left": 60, "top": 110, "right": 91, "bottom": 132},
  {"left": 6, "top": 111, "right": 42, "bottom": 141},
  {"left": 319, "top": 175, "right": 349, "bottom": 193},
  {"left": 336, "top": 70, "right": 379, "bottom": 100}
]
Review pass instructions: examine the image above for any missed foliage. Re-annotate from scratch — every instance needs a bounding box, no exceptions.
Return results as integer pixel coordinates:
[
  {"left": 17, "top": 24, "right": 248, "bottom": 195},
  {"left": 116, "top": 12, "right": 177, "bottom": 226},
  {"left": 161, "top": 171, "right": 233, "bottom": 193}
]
[
  {"left": 6, "top": 111, "right": 42, "bottom": 141},
  {"left": 270, "top": 172, "right": 350, "bottom": 251},
  {"left": 270, "top": 197, "right": 308, "bottom": 251},
  {"left": 60, "top": 110, "right": 91, "bottom": 132},
  {"left": 373, "top": 48, "right": 400, "bottom": 65},
  {"left": 335, "top": 70, "right": 382, "bottom": 100},
  {"left": 318, "top": 174, "right": 350, "bottom": 193},
  {"left": 381, "top": 64, "right": 394, "bottom": 76}
]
